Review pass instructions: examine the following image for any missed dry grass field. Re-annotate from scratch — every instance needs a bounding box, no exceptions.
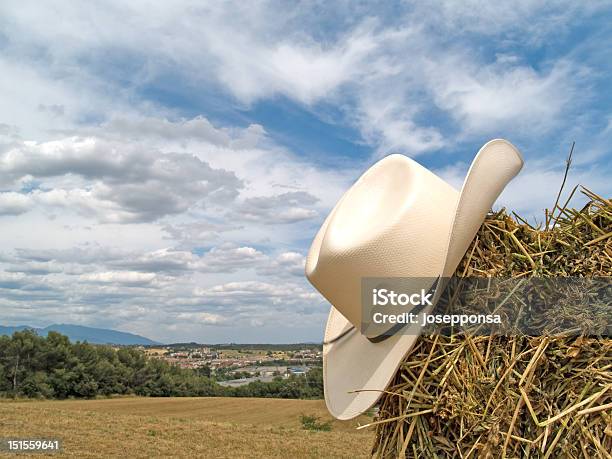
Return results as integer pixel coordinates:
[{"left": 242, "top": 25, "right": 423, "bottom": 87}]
[{"left": 0, "top": 397, "right": 373, "bottom": 458}]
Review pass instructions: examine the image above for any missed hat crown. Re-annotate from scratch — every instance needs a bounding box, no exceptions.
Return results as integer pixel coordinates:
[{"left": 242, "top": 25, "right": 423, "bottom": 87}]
[
  {"left": 306, "top": 154, "right": 459, "bottom": 328},
  {"left": 324, "top": 154, "right": 418, "bottom": 252}
]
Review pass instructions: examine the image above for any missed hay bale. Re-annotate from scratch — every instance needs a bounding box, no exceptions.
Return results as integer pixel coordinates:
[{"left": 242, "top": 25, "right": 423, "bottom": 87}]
[{"left": 370, "top": 188, "right": 611, "bottom": 458}]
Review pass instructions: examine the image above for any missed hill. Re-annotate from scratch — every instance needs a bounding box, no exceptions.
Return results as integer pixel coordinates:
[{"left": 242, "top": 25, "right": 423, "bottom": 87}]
[{"left": 0, "top": 323, "right": 159, "bottom": 345}]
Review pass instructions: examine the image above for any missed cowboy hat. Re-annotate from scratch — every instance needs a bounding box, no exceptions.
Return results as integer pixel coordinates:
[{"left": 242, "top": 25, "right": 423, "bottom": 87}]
[{"left": 305, "top": 139, "right": 524, "bottom": 420}]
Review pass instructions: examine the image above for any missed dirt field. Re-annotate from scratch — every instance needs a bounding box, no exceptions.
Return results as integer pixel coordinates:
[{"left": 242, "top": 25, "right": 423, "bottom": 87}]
[{"left": 0, "top": 397, "right": 373, "bottom": 458}]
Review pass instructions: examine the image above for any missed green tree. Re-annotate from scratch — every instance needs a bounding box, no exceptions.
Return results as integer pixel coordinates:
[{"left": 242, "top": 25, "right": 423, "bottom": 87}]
[{"left": 0, "top": 331, "right": 323, "bottom": 400}]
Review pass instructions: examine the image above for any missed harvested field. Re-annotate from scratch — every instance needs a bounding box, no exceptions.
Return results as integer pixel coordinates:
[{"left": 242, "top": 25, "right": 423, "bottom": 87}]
[{"left": 0, "top": 397, "right": 373, "bottom": 458}]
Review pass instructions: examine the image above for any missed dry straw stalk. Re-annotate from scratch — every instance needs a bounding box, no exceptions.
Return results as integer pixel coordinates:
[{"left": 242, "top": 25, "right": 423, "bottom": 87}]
[{"left": 370, "top": 188, "right": 611, "bottom": 458}]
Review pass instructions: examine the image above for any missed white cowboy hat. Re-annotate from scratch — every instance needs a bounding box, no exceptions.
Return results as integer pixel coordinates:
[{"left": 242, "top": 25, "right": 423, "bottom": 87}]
[{"left": 305, "top": 139, "right": 524, "bottom": 420}]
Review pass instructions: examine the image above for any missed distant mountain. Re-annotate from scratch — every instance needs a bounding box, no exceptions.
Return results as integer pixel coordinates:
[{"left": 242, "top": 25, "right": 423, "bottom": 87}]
[
  {"left": 0, "top": 324, "right": 160, "bottom": 345},
  {"left": 0, "top": 325, "right": 31, "bottom": 335}
]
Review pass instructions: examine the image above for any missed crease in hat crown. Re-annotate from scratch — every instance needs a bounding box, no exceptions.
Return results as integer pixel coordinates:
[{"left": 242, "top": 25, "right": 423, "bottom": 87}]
[{"left": 305, "top": 139, "right": 524, "bottom": 420}]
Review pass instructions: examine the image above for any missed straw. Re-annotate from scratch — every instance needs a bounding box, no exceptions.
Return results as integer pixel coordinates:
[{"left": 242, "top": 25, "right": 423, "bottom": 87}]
[{"left": 370, "top": 188, "right": 611, "bottom": 458}]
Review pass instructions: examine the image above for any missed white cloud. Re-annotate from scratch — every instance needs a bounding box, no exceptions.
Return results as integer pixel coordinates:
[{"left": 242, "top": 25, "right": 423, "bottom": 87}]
[
  {"left": 202, "top": 19, "right": 379, "bottom": 104},
  {"left": 0, "top": 133, "right": 244, "bottom": 223},
  {"left": 0, "top": 54, "right": 145, "bottom": 140},
  {"left": 195, "top": 245, "right": 267, "bottom": 274},
  {"left": 257, "top": 252, "right": 305, "bottom": 277},
  {"left": 176, "top": 312, "right": 226, "bottom": 325},
  {"left": 1, "top": 1, "right": 597, "bottom": 154},
  {"left": 0, "top": 192, "right": 31, "bottom": 216},
  {"left": 424, "top": 57, "right": 583, "bottom": 135},
  {"left": 233, "top": 191, "right": 319, "bottom": 224},
  {"left": 114, "top": 244, "right": 267, "bottom": 275},
  {"left": 411, "top": 0, "right": 606, "bottom": 40},
  {"left": 80, "top": 271, "right": 157, "bottom": 286},
  {"left": 190, "top": 280, "right": 322, "bottom": 310},
  {"left": 162, "top": 221, "right": 243, "bottom": 247},
  {"left": 4, "top": 260, "right": 62, "bottom": 275}
]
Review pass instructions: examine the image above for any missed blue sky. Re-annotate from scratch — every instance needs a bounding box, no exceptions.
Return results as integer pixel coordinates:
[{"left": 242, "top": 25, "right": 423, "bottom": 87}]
[{"left": 0, "top": 1, "right": 611, "bottom": 343}]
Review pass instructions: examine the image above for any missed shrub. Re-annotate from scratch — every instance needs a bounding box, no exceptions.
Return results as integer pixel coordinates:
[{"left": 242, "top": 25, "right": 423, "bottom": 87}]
[{"left": 299, "top": 414, "right": 332, "bottom": 432}]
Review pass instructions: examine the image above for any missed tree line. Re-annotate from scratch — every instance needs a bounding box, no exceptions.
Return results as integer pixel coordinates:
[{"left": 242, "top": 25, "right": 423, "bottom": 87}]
[{"left": 0, "top": 330, "right": 322, "bottom": 399}]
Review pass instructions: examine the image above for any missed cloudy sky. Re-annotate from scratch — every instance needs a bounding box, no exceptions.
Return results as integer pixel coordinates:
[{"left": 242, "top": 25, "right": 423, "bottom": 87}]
[{"left": 1, "top": 1, "right": 611, "bottom": 343}]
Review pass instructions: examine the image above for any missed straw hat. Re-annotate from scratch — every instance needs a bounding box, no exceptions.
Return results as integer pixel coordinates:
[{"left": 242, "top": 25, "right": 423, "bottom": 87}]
[{"left": 305, "top": 139, "right": 524, "bottom": 420}]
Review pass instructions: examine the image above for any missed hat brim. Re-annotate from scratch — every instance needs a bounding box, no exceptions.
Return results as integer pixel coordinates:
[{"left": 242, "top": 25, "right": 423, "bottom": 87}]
[{"left": 323, "top": 139, "right": 524, "bottom": 420}]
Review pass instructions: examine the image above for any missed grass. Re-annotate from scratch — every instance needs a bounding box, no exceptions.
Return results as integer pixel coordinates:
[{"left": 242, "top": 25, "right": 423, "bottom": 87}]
[
  {"left": 300, "top": 414, "right": 333, "bottom": 432},
  {"left": 0, "top": 397, "right": 373, "bottom": 458}
]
